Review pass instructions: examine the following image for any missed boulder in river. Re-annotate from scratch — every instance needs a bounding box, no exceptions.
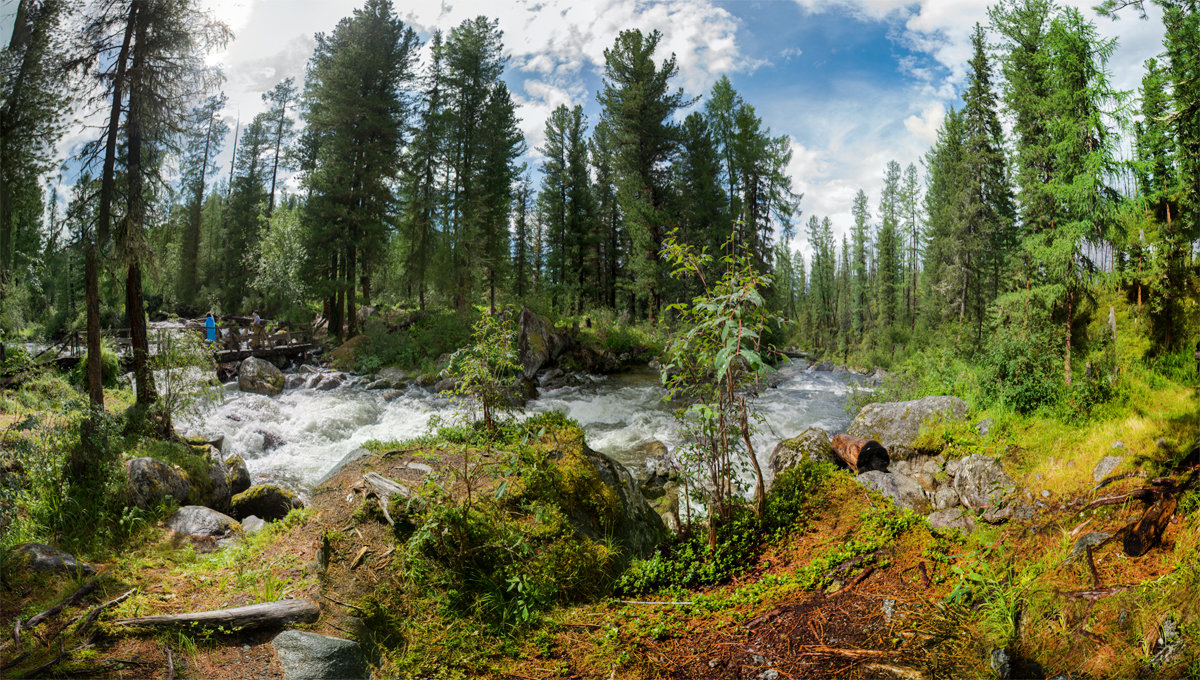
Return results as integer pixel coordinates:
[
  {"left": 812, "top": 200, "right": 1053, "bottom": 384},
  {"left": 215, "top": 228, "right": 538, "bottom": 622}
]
[
  {"left": 225, "top": 455, "right": 252, "bottom": 495},
  {"left": 272, "top": 630, "right": 369, "bottom": 680},
  {"left": 12, "top": 542, "right": 95, "bottom": 575},
  {"left": 517, "top": 307, "right": 553, "bottom": 380},
  {"left": 847, "top": 395, "right": 969, "bottom": 461},
  {"left": 857, "top": 471, "right": 931, "bottom": 514},
  {"left": 127, "top": 457, "right": 190, "bottom": 509},
  {"left": 769, "top": 427, "right": 838, "bottom": 475},
  {"left": 238, "top": 356, "right": 285, "bottom": 396},
  {"left": 230, "top": 484, "right": 304, "bottom": 522}
]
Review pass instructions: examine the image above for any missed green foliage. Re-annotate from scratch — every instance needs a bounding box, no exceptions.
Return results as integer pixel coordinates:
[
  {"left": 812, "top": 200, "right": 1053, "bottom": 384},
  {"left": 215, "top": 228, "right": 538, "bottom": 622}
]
[
  {"left": 444, "top": 310, "right": 521, "bottom": 434},
  {"left": 616, "top": 461, "right": 834, "bottom": 594},
  {"left": 148, "top": 328, "right": 222, "bottom": 432},
  {"left": 979, "top": 322, "right": 1061, "bottom": 414},
  {"left": 400, "top": 417, "right": 623, "bottom": 629},
  {"left": 70, "top": 342, "right": 120, "bottom": 391},
  {"left": 352, "top": 309, "right": 473, "bottom": 372},
  {"left": 0, "top": 401, "right": 131, "bottom": 559}
]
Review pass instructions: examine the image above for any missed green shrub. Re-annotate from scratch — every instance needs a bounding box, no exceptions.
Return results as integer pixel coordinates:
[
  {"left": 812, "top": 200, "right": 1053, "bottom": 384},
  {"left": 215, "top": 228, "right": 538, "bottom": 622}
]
[
  {"left": 979, "top": 324, "right": 1061, "bottom": 414},
  {"left": 617, "top": 461, "right": 835, "bottom": 595},
  {"left": 70, "top": 343, "right": 120, "bottom": 391}
]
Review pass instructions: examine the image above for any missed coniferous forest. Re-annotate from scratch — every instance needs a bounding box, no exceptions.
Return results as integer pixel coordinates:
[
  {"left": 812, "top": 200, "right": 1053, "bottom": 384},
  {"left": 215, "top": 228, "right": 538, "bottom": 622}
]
[{"left": 1, "top": 0, "right": 1199, "bottom": 678}]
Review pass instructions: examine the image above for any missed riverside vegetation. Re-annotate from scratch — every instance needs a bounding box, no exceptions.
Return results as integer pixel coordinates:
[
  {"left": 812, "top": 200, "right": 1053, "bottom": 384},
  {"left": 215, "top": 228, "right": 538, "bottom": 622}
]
[{"left": 3, "top": 0, "right": 1200, "bottom": 676}]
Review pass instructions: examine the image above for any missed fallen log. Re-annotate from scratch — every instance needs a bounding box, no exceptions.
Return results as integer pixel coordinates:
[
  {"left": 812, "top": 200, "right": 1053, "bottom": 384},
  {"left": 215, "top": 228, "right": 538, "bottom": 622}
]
[
  {"left": 363, "top": 472, "right": 421, "bottom": 525},
  {"left": 112, "top": 598, "right": 319, "bottom": 630},
  {"left": 1123, "top": 494, "right": 1177, "bottom": 557},
  {"left": 831, "top": 434, "right": 889, "bottom": 473}
]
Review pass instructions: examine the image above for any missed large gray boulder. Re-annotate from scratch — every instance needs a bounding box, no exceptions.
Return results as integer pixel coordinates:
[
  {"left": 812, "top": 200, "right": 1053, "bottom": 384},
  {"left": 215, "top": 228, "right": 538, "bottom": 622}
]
[
  {"left": 572, "top": 445, "right": 668, "bottom": 558},
  {"left": 127, "top": 457, "right": 190, "bottom": 509},
  {"left": 12, "top": 542, "right": 95, "bottom": 575},
  {"left": 271, "top": 631, "right": 369, "bottom": 680},
  {"left": 953, "top": 454, "right": 1016, "bottom": 510},
  {"left": 229, "top": 484, "right": 304, "bottom": 521},
  {"left": 200, "top": 448, "right": 232, "bottom": 513},
  {"left": 847, "top": 396, "right": 969, "bottom": 461},
  {"left": 517, "top": 307, "right": 553, "bottom": 380},
  {"left": 238, "top": 356, "right": 285, "bottom": 396},
  {"left": 857, "top": 471, "right": 931, "bottom": 514},
  {"left": 770, "top": 427, "right": 838, "bottom": 475},
  {"left": 167, "top": 506, "right": 240, "bottom": 539}
]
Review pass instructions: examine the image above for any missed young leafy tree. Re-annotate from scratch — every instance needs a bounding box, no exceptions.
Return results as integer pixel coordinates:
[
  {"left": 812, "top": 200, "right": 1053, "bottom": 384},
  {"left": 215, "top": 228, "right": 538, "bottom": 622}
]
[{"left": 660, "top": 230, "right": 775, "bottom": 548}]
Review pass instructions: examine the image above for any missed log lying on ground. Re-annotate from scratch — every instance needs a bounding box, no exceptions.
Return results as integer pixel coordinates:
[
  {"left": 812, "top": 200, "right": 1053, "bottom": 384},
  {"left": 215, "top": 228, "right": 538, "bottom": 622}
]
[
  {"left": 363, "top": 472, "right": 421, "bottom": 525},
  {"left": 112, "top": 598, "right": 319, "bottom": 630},
  {"left": 831, "top": 434, "right": 890, "bottom": 473}
]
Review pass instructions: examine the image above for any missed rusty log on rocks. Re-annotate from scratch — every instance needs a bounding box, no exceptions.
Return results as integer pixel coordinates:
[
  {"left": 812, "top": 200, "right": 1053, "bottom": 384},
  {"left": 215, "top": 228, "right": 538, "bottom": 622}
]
[{"left": 831, "top": 434, "right": 890, "bottom": 473}]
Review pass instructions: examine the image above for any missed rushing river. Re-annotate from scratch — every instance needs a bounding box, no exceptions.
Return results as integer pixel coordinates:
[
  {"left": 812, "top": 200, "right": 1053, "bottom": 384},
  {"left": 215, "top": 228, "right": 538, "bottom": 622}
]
[{"left": 180, "top": 360, "right": 861, "bottom": 491}]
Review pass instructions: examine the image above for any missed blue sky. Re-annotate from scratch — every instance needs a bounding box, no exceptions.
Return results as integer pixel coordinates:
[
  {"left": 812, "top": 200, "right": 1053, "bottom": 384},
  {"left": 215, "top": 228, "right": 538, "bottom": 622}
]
[{"left": 2, "top": 0, "right": 1167, "bottom": 249}]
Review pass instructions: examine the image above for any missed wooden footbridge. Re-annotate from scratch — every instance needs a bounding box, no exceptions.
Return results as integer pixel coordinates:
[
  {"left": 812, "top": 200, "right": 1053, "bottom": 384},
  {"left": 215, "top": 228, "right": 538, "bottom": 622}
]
[{"left": 43, "top": 319, "right": 314, "bottom": 371}]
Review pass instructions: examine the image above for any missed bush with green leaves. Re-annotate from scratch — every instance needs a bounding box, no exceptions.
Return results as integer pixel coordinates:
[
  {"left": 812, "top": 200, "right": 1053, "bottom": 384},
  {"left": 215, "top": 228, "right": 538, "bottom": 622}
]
[
  {"left": 149, "top": 328, "right": 223, "bottom": 433},
  {"left": 979, "top": 323, "right": 1061, "bottom": 414},
  {"left": 659, "top": 230, "right": 777, "bottom": 545},
  {"left": 443, "top": 310, "right": 521, "bottom": 434},
  {"left": 70, "top": 341, "right": 120, "bottom": 391},
  {"left": 616, "top": 461, "right": 834, "bottom": 595}
]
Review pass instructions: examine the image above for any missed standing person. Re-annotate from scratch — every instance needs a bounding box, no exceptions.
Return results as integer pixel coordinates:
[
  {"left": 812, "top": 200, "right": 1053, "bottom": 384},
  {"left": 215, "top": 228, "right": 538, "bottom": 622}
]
[
  {"left": 251, "top": 311, "right": 266, "bottom": 349},
  {"left": 204, "top": 312, "right": 216, "bottom": 344}
]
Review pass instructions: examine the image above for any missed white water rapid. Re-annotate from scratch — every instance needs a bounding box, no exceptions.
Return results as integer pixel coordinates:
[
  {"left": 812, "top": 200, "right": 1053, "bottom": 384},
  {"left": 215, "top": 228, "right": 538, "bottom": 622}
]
[{"left": 180, "top": 359, "right": 861, "bottom": 491}]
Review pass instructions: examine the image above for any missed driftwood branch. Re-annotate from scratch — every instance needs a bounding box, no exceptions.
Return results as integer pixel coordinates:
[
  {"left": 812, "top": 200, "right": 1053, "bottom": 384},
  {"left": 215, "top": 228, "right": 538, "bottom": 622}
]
[
  {"left": 112, "top": 598, "right": 320, "bottom": 630},
  {"left": 363, "top": 472, "right": 420, "bottom": 525},
  {"left": 75, "top": 587, "right": 137, "bottom": 637},
  {"left": 165, "top": 643, "right": 175, "bottom": 680},
  {"left": 17, "top": 578, "right": 101, "bottom": 644}
]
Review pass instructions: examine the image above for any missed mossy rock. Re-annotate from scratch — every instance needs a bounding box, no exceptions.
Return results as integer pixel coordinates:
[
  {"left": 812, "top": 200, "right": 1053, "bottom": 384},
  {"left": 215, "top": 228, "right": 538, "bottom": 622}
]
[{"left": 229, "top": 484, "right": 304, "bottom": 521}]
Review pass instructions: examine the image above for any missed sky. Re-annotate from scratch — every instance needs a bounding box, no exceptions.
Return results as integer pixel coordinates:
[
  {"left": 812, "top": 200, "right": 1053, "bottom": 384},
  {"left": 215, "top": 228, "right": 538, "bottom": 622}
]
[{"left": 0, "top": 0, "right": 1168, "bottom": 250}]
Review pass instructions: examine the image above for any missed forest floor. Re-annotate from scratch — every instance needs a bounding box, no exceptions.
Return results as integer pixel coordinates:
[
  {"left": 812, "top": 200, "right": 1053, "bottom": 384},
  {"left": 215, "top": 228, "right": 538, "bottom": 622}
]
[{"left": 1, "top": 374, "right": 1197, "bottom": 679}]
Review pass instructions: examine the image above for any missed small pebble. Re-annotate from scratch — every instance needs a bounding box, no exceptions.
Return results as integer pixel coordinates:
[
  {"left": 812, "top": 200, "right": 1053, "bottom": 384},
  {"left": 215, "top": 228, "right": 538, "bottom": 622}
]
[
  {"left": 242, "top": 644, "right": 250, "bottom": 650},
  {"left": 759, "top": 671, "right": 780, "bottom": 680},
  {"left": 1041, "top": 490, "right": 1050, "bottom": 498}
]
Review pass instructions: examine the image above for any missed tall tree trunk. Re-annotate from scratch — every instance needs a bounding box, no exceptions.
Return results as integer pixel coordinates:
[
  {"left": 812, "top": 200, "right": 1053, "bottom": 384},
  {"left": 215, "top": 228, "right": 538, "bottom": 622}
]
[
  {"left": 180, "top": 108, "right": 214, "bottom": 308},
  {"left": 268, "top": 104, "right": 286, "bottom": 215},
  {"left": 346, "top": 245, "right": 357, "bottom": 338},
  {"left": 125, "top": 0, "right": 155, "bottom": 408},
  {"left": 85, "top": 243, "right": 103, "bottom": 407},
  {"left": 1064, "top": 286, "right": 1073, "bottom": 388}
]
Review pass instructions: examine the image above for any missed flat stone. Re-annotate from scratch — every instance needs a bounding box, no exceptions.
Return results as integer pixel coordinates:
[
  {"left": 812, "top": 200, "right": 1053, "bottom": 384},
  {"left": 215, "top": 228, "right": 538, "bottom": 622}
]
[
  {"left": 1092, "top": 456, "right": 1124, "bottom": 482},
  {"left": 857, "top": 471, "right": 930, "bottom": 514},
  {"left": 927, "top": 508, "right": 976, "bottom": 534},
  {"left": 242, "top": 515, "right": 268, "bottom": 536},
  {"left": 271, "top": 631, "right": 369, "bottom": 680},
  {"left": 167, "top": 506, "right": 240, "bottom": 538},
  {"left": 1069, "top": 532, "right": 1112, "bottom": 560},
  {"left": 12, "top": 542, "right": 95, "bottom": 575},
  {"left": 953, "top": 455, "right": 1015, "bottom": 510}
]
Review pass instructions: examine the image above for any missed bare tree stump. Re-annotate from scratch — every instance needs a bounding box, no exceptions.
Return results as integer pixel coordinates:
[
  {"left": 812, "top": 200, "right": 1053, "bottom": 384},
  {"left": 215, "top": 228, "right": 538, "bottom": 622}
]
[
  {"left": 112, "top": 598, "right": 319, "bottom": 630},
  {"left": 363, "top": 472, "right": 421, "bottom": 525},
  {"left": 1123, "top": 494, "right": 1178, "bottom": 557},
  {"left": 831, "top": 434, "right": 889, "bottom": 473}
]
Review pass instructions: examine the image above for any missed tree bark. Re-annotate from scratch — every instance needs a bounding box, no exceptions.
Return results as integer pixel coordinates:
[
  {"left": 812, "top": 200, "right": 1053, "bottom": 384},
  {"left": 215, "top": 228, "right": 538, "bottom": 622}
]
[
  {"left": 124, "top": 0, "right": 155, "bottom": 407},
  {"left": 831, "top": 434, "right": 889, "bottom": 473},
  {"left": 346, "top": 244, "right": 357, "bottom": 338},
  {"left": 112, "top": 599, "right": 320, "bottom": 630}
]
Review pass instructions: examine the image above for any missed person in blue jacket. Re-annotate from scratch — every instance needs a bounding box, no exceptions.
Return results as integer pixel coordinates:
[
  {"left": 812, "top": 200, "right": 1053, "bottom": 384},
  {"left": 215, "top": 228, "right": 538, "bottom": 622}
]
[{"left": 205, "top": 312, "right": 216, "bottom": 344}]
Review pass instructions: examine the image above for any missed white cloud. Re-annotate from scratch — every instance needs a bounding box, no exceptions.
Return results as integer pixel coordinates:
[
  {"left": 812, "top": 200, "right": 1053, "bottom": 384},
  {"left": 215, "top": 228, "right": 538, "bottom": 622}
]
[{"left": 903, "top": 102, "right": 944, "bottom": 146}]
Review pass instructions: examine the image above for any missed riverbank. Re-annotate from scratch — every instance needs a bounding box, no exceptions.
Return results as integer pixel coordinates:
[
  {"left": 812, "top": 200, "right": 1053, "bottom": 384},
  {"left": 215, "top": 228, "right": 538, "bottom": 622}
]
[{"left": 2, "top": 363, "right": 1196, "bottom": 678}]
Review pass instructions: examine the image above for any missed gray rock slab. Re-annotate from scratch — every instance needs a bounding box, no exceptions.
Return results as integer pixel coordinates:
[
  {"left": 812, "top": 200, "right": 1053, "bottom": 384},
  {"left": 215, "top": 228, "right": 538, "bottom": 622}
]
[
  {"left": 167, "top": 506, "right": 240, "bottom": 538},
  {"left": 271, "top": 630, "right": 369, "bottom": 680},
  {"left": 953, "top": 455, "right": 1015, "bottom": 510},
  {"left": 1069, "top": 532, "right": 1112, "bottom": 560},
  {"left": 847, "top": 395, "right": 969, "bottom": 460},
  {"left": 1092, "top": 455, "right": 1124, "bottom": 482},
  {"left": 927, "top": 508, "right": 976, "bottom": 534},
  {"left": 13, "top": 542, "right": 95, "bottom": 575},
  {"left": 857, "top": 471, "right": 931, "bottom": 514}
]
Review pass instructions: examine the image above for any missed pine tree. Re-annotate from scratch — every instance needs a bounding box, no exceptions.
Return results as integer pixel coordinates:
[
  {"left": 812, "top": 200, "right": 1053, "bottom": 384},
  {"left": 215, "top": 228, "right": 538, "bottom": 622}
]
[
  {"left": 850, "top": 189, "right": 871, "bottom": 339},
  {"left": 598, "top": 29, "right": 690, "bottom": 319},
  {"left": 262, "top": 78, "right": 297, "bottom": 216},
  {"left": 676, "top": 111, "right": 728, "bottom": 285},
  {"left": 475, "top": 81, "right": 523, "bottom": 312},
  {"left": 900, "top": 163, "right": 922, "bottom": 329},
  {"left": 176, "top": 93, "right": 228, "bottom": 309},
  {"left": 876, "top": 161, "right": 902, "bottom": 330},
  {"left": 302, "top": 0, "right": 418, "bottom": 337}
]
